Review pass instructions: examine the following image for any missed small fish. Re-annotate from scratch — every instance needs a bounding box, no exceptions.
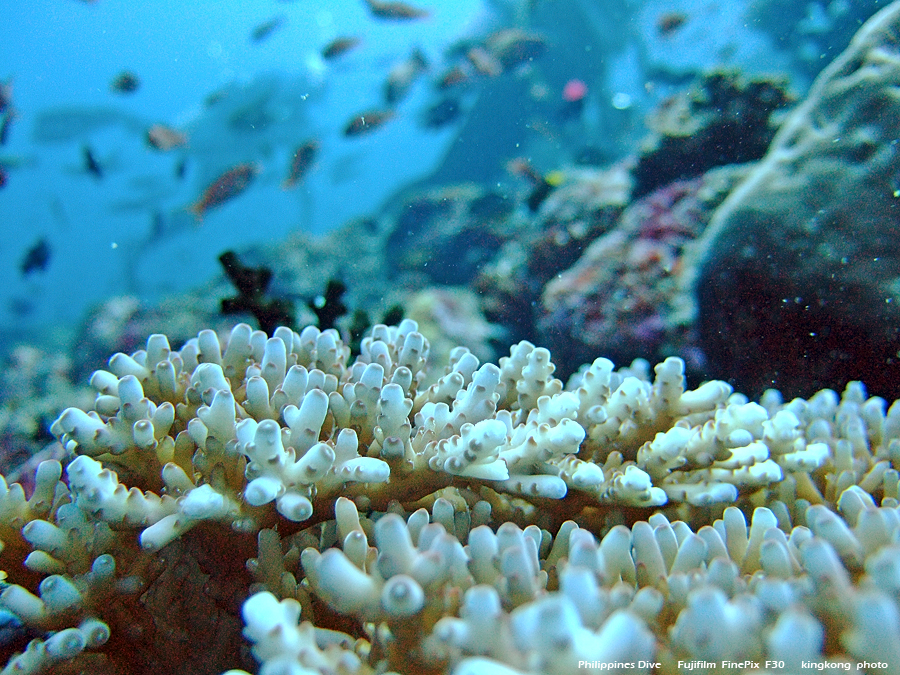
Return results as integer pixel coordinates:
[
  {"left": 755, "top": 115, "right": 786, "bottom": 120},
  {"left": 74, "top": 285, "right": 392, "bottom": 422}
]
[
  {"left": 20, "top": 238, "right": 51, "bottom": 276},
  {"left": 384, "top": 48, "right": 428, "bottom": 104},
  {"left": 282, "top": 140, "right": 318, "bottom": 189},
  {"left": 83, "top": 146, "right": 103, "bottom": 179},
  {"left": 0, "top": 165, "right": 6, "bottom": 189},
  {"left": 657, "top": 12, "right": 688, "bottom": 36},
  {"left": 506, "top": 157, "right": 556, "bottom": 211},
  {"left": 436, "top": 65, "right": 470, "bottom": 90},
  {"left": 484, "top": 29, "right": 547, "bottom": 70},
  {"left": 362, "top": 0, "right": 429, "bottom": 20},
  {"left": 205, "top": 88, "right": 228, "bottom": 107},
  {"left": 0, "top": 109, "right": 15, "bottom": 145},
  {"left": 146, "top": 123, "right": 187, "bottom": 151},
  {"left": 322, "top": 36, "right": 361, "bottom": 60},
  {"left": 422, "top": 97, "right": 461, "bottom": 128},
  {"left": 527, "top": 118, "right": 558, "bottom": 143},
  {"left": 0, "top": 80, "right": 11, "bottom": 115},
  {"left": 8, "top": 298, "right": 34, "bottom": 317},
  {"left": 0, "top": 155, "right": 36, "bottom": 171},
  {"left": 189, "top": 163, "right": 259, "bottom": 220},
  {"left": 344, "top": 109, "right": 395, "bottom": 136},
  {"left": 466, "top": 47, "right": 502, "bottom": 77},
  {"left": 110, "top": 71, "right": 139, "bottom": 94},
  {"left": 251, "top": 15, "right": 285, "bottom": 43},
  {"left": 506, "top": 157, "right": 542, "bottom": 184}
]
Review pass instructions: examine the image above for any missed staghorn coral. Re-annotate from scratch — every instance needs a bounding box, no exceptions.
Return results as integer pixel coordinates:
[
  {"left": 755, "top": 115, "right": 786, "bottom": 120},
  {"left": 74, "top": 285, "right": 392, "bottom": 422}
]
[{"left": 1, "top": 321, "right": 900, "bottom": 673}]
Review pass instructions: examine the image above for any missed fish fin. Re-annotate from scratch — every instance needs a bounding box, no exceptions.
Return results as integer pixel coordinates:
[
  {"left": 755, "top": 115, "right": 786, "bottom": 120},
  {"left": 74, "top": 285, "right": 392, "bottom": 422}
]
[
  {"left": 185, "top": 202, "right": 205, "bottom": 224},
  {"left": 412, "top": 48, "right": 428, "bottom": 69}
]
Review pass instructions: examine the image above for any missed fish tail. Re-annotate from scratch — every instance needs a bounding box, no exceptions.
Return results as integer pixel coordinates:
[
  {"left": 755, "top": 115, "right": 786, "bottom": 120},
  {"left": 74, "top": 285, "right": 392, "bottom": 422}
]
[{"left": 186, "top": 201, "right": 205, "bottom": 223}]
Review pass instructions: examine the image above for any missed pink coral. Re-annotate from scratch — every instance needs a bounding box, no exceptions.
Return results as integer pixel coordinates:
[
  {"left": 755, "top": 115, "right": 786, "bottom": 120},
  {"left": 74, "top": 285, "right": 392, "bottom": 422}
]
[{"left": 537, "top": 174, "right": 736, "bottom": 376}]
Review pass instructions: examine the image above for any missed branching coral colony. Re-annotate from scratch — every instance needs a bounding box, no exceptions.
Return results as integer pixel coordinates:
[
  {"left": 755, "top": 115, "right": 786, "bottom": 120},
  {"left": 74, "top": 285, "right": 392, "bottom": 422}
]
[{"left": 1, "top": 321, "right": 900, "bottom": 674}]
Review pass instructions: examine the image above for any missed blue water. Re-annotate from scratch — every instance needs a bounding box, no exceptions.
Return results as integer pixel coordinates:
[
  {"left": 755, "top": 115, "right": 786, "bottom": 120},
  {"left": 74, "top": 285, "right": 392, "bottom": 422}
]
[{"left": 0, "top": 0, "right": 879, "bottom": 343}]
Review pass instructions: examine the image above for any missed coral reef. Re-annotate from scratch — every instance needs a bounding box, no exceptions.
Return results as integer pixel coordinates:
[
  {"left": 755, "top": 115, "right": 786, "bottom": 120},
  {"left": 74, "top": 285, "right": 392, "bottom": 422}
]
[
  {"left": 632, "top": 71, "right": 793, "bottom": 198},
  {"left": 690, "top": 1, "right": 900, "bottom": 400},
  {"left": 405, "top": 287, "right": 505, "bottom": 368},
  {"left": 1, "top": 321, "right": 900, "bottom": 673},
  {"left": 68, "top": 215, "right": 409, "bottom": 380},
  {"left": 536, "top": 167, "right": 745, "bottom": 379},
  {"left": 476, "top": 163, "right": 632, "bottom": 349},
  {"left": 5, "top": 10, "right": 900, "bottom": 671},
  {"left": 219, "top": 251, "right": 295, "bottom": 335},
  {"left": 384, "top": 184, "right": 515, "bottom": 287},
  {"left": 0, "top": 345, "right": 92, "bottom": 486}
]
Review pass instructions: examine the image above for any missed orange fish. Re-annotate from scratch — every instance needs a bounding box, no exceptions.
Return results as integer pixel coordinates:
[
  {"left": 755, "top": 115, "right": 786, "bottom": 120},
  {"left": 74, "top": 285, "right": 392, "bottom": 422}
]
[
  {"left": 322, "top": 36, "right": 361, "bottom": 60},
  {"left": 189, "top": 163, "right": 258, "bottom": 220},
  {"left": 436, "top": 64, "right": 470, "bottom": 89},
  {"left": 506, "top": 157, "right": 542, "bottom": 185},
  {"left": 384, "top": 48, "right": 428, "bottom": 104},
  {"left": 657, "top": 12, "right": 688, "bottom": 36},
  {"left": 466, "top": 47, "right": 502, "bottom": 77},
  {"left": 344, "top": 109, "right": 395, "bottom": 136},
  {"left": 362, "top": 0, "right": 429, "bottom": 20},
  {"left": 282, "top": 140, "right": 318, "bottom": 189},
  {"left": 146, "top": 124, "right": 187, "bottom": 151}
]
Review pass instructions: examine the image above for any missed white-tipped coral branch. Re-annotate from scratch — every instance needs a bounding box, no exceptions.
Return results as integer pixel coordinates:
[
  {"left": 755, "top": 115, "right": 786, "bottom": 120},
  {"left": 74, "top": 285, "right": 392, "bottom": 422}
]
[{"left": 5, "top": 285, "right": 900, "bottom": 674}]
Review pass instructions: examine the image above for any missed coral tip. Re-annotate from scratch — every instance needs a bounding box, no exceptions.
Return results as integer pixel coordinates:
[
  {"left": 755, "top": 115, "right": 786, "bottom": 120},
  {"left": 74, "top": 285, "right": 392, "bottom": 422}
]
[{"left": 562, "top": 78, "right": 587, "bottom": 102}]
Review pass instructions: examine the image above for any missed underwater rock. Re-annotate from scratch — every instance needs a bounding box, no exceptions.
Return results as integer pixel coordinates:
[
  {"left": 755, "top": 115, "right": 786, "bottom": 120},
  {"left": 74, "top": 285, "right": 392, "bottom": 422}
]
[
  {"left": 475, "top": 163, "right": 632, "bottom": 362},
  {"left": 691, "top": 1, "right": 900, "bottom": 400},
  {"left": 632, "top": 71, "right": 793, "bottom": 199},
  {"left": 537, "top": 168, "right": 744, "bottom": 381},
  {"left": 385, "top": 184, "right": 513, "bottom": 286}
]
